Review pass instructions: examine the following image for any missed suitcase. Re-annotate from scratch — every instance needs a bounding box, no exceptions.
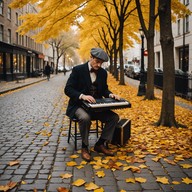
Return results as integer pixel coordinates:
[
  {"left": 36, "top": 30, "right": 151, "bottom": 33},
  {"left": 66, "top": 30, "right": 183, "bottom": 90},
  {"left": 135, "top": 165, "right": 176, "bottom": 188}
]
[{"left": 111, "top": 119, "right": 131, "bottom": 146}]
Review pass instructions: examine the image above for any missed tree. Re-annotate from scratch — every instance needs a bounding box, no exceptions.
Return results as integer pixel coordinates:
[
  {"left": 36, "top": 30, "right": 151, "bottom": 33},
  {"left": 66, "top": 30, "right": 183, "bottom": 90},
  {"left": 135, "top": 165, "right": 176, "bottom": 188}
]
[{"left": 156, "top": 0, "right": 177, "bottom": 127}]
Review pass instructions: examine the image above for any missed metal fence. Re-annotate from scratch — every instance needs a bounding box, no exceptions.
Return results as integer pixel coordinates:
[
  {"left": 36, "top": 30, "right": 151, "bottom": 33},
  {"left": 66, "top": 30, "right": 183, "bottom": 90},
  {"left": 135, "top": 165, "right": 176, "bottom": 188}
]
[{"left": 153, "top": 73, "right": 192, "bottom": 100}]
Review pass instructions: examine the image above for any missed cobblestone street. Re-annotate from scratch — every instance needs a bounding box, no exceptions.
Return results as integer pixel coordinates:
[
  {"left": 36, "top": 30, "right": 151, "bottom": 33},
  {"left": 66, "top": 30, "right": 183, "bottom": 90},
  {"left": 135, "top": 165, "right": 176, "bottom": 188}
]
[{"left": 0, "top": 73, "right": 191, "bottom": 192}]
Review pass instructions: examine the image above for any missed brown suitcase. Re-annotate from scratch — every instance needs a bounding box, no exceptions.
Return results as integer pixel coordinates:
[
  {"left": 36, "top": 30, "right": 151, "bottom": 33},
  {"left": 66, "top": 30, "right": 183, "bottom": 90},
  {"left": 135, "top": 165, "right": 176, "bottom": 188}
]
[{"left": 111, "top": 119, "right": 131, "bottom": 146}]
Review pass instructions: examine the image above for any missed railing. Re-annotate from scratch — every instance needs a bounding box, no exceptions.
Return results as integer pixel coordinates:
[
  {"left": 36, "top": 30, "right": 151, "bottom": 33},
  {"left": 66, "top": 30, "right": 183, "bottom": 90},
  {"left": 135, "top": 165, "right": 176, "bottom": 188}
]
[{"left": 153, "top": 72, "right": 192, "bottom": 100}]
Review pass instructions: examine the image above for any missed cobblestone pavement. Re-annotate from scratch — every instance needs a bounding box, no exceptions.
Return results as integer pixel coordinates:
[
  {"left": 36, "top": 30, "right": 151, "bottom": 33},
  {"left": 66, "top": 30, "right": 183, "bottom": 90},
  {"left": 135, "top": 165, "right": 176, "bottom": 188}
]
[{"left": 0, "top": 73, "right": 191, "bottom": 192}]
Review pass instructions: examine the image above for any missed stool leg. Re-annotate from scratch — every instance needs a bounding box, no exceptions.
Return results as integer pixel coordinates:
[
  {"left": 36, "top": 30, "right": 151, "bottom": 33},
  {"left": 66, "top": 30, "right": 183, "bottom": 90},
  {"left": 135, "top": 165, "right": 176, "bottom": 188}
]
[
  {"left": 68, "top": 119, "right": 72, "bottom": 143},
  {"left": 96, "top": 120, "right": 99, "bottom": 138},
  {"left": 75, "top": 121, "right": 77, "bottom": 150}
]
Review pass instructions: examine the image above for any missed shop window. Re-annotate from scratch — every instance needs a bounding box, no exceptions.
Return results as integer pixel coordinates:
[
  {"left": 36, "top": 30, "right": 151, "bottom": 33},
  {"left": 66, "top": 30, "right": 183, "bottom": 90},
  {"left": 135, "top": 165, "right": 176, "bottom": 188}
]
[
  {"left": 0, "top": 52, "right": 3, "bottom": 74},
  {"left": 7, "top": 7, "right": 11, "bottom": 20},
  {"left": 0, "top": 25, "right": 3, "bottom": 41},
  {"left": 0, "top": 0, "right": 3, "bottom": 15},
  {"left": 6, "top": 53, "right": 11, "bottom": 73}
]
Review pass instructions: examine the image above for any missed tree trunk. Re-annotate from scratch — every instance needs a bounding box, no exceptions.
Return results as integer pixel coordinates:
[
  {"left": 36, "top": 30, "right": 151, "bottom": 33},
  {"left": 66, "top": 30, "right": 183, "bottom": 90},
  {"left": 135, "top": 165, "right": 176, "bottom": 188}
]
[
  {"left": 119, "top": 17, "right": 125, "bottom": 85},
  {"left": 145, "top": 35, "right": 155, "bottom": 99},
  {"left": 156, "top": 0, "right": 178, "bottom": 127}
]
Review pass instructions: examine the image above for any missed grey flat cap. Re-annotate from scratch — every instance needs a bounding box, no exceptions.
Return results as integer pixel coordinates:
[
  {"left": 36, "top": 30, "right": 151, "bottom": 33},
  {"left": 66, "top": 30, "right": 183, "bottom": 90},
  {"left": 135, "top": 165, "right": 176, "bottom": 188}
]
[{"left": 90, "top": 48, "right": 108, "bottom": 62}]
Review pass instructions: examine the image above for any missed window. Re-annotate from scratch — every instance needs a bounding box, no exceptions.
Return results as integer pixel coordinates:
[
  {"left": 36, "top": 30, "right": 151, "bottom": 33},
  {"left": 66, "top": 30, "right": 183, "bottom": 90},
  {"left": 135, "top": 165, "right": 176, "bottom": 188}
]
[
  {"left": 16, "top": 13, "right": 19, "bottom": 25},
  {"left": 186, "top": 15, "right": 189, "bottom": 32},
  {"left": 184, "top": 0, "right": 189, "bottom": 5},
  {"left": 177, "top": 19, "right": 180, "bottom": 35},
  {"left": 0, "top": 25, "right": 3, "bottom": 41},
  {"left": 7, "top": 29, "right": 11, "bottom": 43},
  {"left": 7, "top": 7, "right": 11, "bottom": 20},
  {"left": 0, "top": 0, "right": 3, "bottom": 15},
  {"left": 16, "top": 32, "right": 18, "bottom": 44}
]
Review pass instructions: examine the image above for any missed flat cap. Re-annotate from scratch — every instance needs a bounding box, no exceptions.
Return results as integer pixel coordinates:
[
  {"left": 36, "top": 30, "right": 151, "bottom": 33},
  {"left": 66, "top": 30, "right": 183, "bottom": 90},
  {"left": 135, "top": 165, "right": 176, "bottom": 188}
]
[{"left": 90, "top": 48, "right": 108, "bottom": 62}]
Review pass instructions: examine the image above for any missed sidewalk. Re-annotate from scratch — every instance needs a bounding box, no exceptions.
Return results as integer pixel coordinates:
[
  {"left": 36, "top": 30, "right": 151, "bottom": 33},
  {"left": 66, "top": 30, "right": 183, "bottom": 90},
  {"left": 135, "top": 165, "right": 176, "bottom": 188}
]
[
  {"left": 0, "top": 74, "right": 191, "bottom": 192},
  {"left": 0, "top": 76, "right": 48, "bottom": 95}
]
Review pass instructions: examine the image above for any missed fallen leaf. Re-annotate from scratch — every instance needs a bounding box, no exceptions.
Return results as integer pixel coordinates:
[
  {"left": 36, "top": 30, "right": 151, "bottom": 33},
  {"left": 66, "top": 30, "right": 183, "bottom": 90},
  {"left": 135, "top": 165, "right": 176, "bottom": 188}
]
[
  {"left": 180, "top": 164, "right": 192, "bottom": 169},
  {"left": 57, "top": 187, "right": 69, "bottom": 192},
  {"left": 85, "top": 182, "right": 99, "bottom": 190},
  {"left": 8, "top": 160, "right": 20, "bottom": 166},
  {"left": 125, "top": 178, "right": 135, "bottom": 183},
  {"left": 96, "top": 170, "right": 105, "bottom": 178},
  {"left": 72, "top": 179, "right": 86, "bottom": 186},
  {"left": 66, "top": 161, "right": 77, "bottom": 167},
  {"left": 135, "top": 177, "right": 147, "bottom": 183},
  {"left": 182, "top": 177, "right": 192, "bottom": 184},
  {"left": 156, "top": 177, "right": 169, "bottom": 184},
  {"left": 172, "top": 181, "right": 180, "bottom": 185},
  {"left": 70, "top": 154, "right": 79, "bottom": 159},
  {"left": 94, "top": 187, "right": 104, "bottom": 192},
  {"left": 60, "top": 173, "right": 73, "bottom": 179}
]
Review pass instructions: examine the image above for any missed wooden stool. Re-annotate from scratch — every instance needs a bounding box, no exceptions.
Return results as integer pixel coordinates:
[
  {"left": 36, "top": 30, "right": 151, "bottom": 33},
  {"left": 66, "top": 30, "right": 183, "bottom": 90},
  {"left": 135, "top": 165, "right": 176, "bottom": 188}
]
[{"left": 67, "top": 118, "right": 103, "bottom": 150}]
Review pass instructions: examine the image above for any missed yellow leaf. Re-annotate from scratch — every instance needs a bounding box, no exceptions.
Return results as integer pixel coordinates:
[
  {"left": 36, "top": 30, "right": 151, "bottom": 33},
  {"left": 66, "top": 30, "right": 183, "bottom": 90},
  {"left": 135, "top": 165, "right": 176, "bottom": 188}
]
[
  {"left": 48, "top": 175, "right": 52, "bottom": 180},
  {"left": 135, "top": 177, "right": 147, "bottom": 183},
  {"left": 66, "top": 161, "right": 77, "bottom": 167},
  {"left": 96, "top": 170, "right": 105, "bottom": 178},
  {"left": 57, "top": 187, "right": 69, "bottom": 192},
  {"left": 180, "top": 164, "right": 192, "bottom": 169},
  {"left": 85, "top": 182, "right": 99, "bottom": 190},
  {"left": 43, "top": 141, "right": 49, "bottom": 146},
  {"left": 62, "top": 147, "right": 67, "bottom": 151},
  {"left": 152, "top": 157, "right": 161, "bottom": 162},
  {"left": 72, "top": 179, "right": 86, "bottom": 186},
  {"left": 60, "top": 173, "right": 73, "bottom": 179},
  {"left": 8, "top": 160, "right": 20, "bottom": 166},
  {"left": 139, "top": 164, "right": 147, "bottom": 169},
  {"left": 172, "top": 181, "right": 180, "bottom": 185},
  {"left": 80, "top": 161, "right": 87, "bottom": 165},
  {"left": 70, "top": 154, "right": 79, "bottom": 159},
  {"left": 76, "top": 165, "right": 84, "bottom": 169},
  {"left": 21, "top": 180, "right": 26, "bottom": 184},
  {"left": 164, "top": 158, "right": 176, "bottom": 165},
  {"left": 94, "top": 187, "right": 104, "bottom": 192},
  {"left": 156, "top": 177, "right": 169, "bottom": 184},
  {"left": 0, "top": 185, "right": 9, "bottom": 191},
  {"left": 182, "top": 177, "right": 192, "bottom": 184},
  {"left": 44, "top": 122, "right": 50, "bottom": 127},
  {"left": 120, "top": 190, "right": 126, "bottom": 192},
  {"left": 125, "top": 178, "right": 135, "bottom": 183}
]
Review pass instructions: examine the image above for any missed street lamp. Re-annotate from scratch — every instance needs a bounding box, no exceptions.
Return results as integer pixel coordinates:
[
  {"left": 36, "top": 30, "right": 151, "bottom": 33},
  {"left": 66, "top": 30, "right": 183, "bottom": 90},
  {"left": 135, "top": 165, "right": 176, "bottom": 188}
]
[{"left": 137, "top": 28, "right": 146, "bottom": 96}]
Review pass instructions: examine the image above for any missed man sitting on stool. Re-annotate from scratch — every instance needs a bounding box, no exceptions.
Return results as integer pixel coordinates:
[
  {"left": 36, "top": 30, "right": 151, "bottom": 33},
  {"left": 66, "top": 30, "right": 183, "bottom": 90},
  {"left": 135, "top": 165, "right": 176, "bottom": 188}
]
[{"left": 64, "top": 47, "right": 120, "bottom": 162}]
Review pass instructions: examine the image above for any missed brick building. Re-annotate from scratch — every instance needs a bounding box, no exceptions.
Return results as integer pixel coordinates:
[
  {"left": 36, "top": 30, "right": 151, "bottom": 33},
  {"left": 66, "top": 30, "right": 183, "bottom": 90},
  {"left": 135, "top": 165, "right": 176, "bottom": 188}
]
[{"left": 0, "top": 0, "right": 48, "bottom": 81}]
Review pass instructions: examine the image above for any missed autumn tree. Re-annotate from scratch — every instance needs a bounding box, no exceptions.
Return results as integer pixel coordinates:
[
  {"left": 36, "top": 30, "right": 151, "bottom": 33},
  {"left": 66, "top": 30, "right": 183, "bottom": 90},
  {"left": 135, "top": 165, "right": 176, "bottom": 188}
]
[
  {"left": 48, "top": 30, "right": 79, "bottom": 74},
  {"left": 157, "top": 0, "right": 178, "bottom": 127}
]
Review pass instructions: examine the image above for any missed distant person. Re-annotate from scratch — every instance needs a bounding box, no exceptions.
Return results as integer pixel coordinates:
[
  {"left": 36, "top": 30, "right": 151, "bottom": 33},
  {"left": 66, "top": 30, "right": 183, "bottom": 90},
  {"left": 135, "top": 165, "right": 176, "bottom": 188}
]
[{"left": 44, "top": 64, "right": 51, "bottom": 81}]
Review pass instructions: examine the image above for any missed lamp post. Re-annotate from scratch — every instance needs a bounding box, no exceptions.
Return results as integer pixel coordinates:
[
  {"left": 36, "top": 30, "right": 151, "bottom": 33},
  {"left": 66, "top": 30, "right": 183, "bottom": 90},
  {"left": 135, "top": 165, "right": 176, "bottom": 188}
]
[{"left": 137, "top": 28, "right": 146, "bottom": 96}]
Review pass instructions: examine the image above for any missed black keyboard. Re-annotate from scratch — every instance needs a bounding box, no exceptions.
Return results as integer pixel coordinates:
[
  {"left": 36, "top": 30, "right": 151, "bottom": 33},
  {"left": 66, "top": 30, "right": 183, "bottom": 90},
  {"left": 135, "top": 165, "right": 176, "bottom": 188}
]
[{"left": 81, "top": 98, "right": 131, "bottom": 112}]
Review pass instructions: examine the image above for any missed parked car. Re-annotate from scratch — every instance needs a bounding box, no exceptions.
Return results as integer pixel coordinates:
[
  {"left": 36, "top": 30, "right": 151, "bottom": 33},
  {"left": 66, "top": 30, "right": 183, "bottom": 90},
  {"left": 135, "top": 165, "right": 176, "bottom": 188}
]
[
  {"left": 125, "top": 65, "right": 140, "bottom": 79},
  {"left": 154, "top": 68, "right": 163, "bottom": 73}
]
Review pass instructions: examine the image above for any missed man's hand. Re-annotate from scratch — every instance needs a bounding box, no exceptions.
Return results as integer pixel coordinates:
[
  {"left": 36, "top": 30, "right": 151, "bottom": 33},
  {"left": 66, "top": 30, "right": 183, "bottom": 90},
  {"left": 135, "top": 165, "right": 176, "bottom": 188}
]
[
  {"left": 109, "top": 93, "right": 121, "bottom": 100},
  {"left": 82, "top": 95, "right": 96, "bottom": 103}
]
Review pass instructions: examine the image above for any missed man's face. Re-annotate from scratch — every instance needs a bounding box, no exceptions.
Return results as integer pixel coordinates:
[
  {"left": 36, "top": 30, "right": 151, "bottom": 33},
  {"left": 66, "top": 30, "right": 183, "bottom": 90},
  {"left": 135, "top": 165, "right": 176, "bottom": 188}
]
[{"left": 90, "top": 56, "right": 103, "bottom": 70}]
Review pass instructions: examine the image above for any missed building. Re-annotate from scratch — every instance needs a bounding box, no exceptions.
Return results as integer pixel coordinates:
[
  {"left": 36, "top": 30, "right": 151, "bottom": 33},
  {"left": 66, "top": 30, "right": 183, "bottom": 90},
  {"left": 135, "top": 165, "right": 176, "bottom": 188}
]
[
  {"left": 154, "top": 0, "right": 191, "bottom": 74},
  {"left": 0, "top": 0, "right": 53, "bottom": 81}
]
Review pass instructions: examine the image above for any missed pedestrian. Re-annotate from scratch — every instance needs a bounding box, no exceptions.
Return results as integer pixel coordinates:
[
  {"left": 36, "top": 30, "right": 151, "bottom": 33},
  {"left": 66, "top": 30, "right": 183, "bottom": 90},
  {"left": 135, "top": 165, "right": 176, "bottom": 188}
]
[
  {"left": 64, "top": 47, "right": 120, "bottom": 162},
  {"left": 44, "top": 63, "right": 51, "bottom": 81}
]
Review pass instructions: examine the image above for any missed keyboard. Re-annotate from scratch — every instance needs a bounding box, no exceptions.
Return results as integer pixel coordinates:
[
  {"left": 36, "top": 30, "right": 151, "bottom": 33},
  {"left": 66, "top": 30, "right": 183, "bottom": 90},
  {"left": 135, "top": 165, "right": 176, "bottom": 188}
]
[{"left": 81, "top": 98, "right": 131, "bottom": 112}]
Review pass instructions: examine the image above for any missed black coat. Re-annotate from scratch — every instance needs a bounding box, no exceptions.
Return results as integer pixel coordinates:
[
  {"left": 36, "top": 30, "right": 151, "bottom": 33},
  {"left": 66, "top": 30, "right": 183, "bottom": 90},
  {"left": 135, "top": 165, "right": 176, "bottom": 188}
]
[{"left": 64, "top": 62, "right": 112, "bottom": 118}]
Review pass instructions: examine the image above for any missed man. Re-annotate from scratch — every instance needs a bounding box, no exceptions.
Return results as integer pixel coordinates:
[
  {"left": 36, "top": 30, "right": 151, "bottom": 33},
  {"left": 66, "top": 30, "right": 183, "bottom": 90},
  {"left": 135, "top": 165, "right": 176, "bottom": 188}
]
[
  {"left": 44, "top": 63, "right": 51, "bottom": 81},
  {"left": 64, "top": 48, "right": 120, "bottom": 162}
]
